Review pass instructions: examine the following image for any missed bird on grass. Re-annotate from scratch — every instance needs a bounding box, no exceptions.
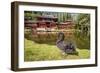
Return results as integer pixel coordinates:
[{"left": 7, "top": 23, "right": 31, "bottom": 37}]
[{"left": 56, "top": 32, "right": 78, "bottom": 55}]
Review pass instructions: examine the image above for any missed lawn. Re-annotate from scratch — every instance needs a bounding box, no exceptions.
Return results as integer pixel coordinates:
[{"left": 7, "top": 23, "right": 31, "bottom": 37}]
[{"left": 24, "top": 39, "right": 90, "bottom": 61}]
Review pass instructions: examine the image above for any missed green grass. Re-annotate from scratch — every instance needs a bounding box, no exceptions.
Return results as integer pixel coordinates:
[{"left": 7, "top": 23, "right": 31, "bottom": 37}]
[{"left": 24, "top": 39, "right": 90, "bottom": 61}]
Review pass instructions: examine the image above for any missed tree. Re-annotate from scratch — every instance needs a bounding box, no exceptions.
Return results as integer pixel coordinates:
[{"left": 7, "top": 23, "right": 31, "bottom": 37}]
[
  {"left": 74, "top": 13, "right": 90, "bottom": 49},
  {"left": 75, "top": 14, "right": 90, "bottom": 37}
]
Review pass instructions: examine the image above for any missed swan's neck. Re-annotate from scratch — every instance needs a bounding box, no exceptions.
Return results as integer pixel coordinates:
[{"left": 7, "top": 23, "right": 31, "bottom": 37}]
[{"left": 56, "top": 39, "right": 63, "bottom": 44}]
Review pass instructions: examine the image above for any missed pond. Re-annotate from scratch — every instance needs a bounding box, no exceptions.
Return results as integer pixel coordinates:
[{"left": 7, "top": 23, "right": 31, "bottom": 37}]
[{"left": 24, "top": 29, "right": 90, "bottom": 49}]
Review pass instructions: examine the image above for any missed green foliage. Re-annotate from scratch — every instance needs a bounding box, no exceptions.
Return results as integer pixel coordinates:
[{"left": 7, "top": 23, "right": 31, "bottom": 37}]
[
  {"left": 24, "top": 28, "right": 33, "bottom": 40},
  {"left": 24, "top": 11, "right": 73, "bottom": 23},
  {"left": 24, "top": 11, "right": 42, "bottom": 20},
  {"left": 75, "top": 14, "right": 90, "bottom": 36},
  {"left": 74, "top": 14, "right": 90, "bottom": 49}
]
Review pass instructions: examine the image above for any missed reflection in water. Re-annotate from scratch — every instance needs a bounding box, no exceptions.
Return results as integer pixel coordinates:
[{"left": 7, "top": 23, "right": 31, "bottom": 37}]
[{"left": 25, "top": 29, "right": 90, "bottom": 49}]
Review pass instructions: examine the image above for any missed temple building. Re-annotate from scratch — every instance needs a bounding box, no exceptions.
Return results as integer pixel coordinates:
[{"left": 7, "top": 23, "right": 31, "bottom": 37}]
[{"left": 25, "top": 15, "right": 75, "bottom": 33}]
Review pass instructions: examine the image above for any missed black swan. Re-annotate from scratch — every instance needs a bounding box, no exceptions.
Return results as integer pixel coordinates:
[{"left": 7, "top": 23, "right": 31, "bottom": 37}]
[{"left": 56, "top": 32, "right": 78, "bottom": 55}]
